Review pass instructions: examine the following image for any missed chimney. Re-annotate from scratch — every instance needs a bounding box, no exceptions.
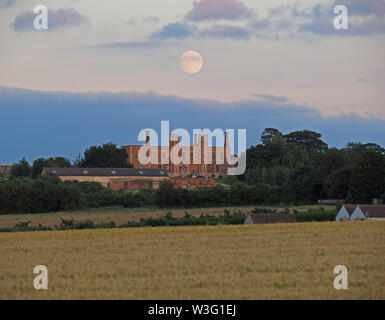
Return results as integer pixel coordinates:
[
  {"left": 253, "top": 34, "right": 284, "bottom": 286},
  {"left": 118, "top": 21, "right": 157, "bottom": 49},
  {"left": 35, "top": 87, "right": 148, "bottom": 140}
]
[{"left": 225, "top": 131, "right": 229, "bottom": 148}]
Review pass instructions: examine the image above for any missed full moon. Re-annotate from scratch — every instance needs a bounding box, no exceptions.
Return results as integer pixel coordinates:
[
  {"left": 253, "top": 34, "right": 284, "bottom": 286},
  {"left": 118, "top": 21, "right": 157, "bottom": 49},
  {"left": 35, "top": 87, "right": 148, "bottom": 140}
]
[{"left": 180, "top": 50, "right": 203, "bottom": 75}]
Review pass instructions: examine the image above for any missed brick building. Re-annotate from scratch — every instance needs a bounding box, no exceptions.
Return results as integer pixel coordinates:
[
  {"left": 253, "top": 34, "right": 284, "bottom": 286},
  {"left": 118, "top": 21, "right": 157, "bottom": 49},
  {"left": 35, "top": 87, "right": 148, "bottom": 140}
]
[
  {"left": 43, "top": 167, "right": 169, "bottom": 190},
  {"left": 121, "top": 132, "right": 232, "bottom": 178},
  {"left": 0, "top": 165, "right": 12, "bottom": 174}
]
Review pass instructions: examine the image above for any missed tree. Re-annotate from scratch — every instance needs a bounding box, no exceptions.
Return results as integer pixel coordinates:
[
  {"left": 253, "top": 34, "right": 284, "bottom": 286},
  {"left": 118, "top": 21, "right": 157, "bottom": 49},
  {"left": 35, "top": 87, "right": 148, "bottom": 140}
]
[
  {"left": 324, "top": 166, "right": 352, "bottom": 199},
  {"left": 32, "top": 157, "right": 72, "bottom": 178},
  {"left": 155, "top": 181, "right": 176, "bottom": 208},
  {"left": 10, "top": 157, "right": 31, "bottom": 177},
  {"left": 284, "top": 130, "right": 328, "bottom": 153},
  {"left": 260, "top": 128, "right": 283, "bottom": 145},
  {"left": 79, "top": 142, "right": 132, "bottom": 168},
  {"left": 347, "top": 149, "right": 385, "bottom": 203}
]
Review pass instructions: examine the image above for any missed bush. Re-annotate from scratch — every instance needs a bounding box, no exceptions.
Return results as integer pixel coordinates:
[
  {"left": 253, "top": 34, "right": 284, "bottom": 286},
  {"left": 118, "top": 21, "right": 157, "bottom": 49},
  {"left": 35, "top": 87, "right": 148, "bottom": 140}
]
[{"left": 294, "top": 209, "right": 337, "bottom": 222}]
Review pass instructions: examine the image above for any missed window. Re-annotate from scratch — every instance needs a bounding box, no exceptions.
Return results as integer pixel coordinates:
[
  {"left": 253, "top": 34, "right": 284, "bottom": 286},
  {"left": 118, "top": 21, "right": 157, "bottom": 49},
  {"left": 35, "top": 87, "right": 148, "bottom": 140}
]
[{"left": 216, "top": 165, "right": 220, "bottom": 173}]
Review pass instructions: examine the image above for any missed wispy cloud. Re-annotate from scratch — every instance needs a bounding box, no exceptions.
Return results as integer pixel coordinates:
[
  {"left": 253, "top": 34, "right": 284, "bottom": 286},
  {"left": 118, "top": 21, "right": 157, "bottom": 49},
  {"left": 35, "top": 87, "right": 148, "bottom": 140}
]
[
  {"left": 127, "top": 16, "right": 160, "bottom": 26},
  {"left": 150, "top": 22, "right": 198, "bottom": 39},
  {"left": 337, "top": 0, "right": 385, "bottom": 17},
  {"left": 200, "top": 24, "right": 250, "bottom": 39},
  {"left": 0, "top": 0, "right": 16, "bottom": 8}
]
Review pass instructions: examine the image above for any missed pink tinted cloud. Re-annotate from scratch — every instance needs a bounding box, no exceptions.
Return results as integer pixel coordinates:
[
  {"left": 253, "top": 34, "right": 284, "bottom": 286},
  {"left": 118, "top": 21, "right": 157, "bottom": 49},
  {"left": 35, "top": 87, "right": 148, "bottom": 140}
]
[{"left": 186, "top": 0, "right": 253, "bottom": 21}]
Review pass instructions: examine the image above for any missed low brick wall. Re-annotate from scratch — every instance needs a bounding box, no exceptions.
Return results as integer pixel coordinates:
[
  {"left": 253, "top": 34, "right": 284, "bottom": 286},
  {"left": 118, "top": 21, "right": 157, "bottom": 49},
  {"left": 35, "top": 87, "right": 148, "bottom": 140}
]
[{"left": 170, "top": 177, "right": 217, "bottom": 188}]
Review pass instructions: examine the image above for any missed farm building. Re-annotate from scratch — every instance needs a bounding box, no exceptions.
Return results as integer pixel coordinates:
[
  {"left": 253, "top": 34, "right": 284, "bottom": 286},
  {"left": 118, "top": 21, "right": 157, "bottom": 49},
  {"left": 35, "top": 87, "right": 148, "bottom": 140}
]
[
  {"left": 43, "top": 167, "right": 216, "bottom": 190},
  {"left": 336, "top": 204, "right": 356, "bottom": 221},
  {"left": 43, "top": 167, "right": 169, "bottom": 190},
  {"left": 244, "top": 214, "right": 296, "bottom": 225},
  {"left": 0, "top": 165, "right": 12, "bottom": 174},
  {"left": 350, "top": 205, "right": 385, "bottom": 221},
  {"left": 336, "top": 204, "right": 385, "bottom": 221}
]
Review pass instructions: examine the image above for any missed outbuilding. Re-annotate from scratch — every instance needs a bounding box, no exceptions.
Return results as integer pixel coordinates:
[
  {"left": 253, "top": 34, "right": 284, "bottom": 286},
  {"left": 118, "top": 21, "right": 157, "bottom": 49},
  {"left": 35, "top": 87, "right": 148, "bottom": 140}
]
[
  {"left": 336, "top": 204, "right": 356, "bottom": 221},
  {"left": 350, "top": 205, "right": 385, "bottom": 221},
  {"left": 43, "top": 167, "right": 169, "bottom": 190}
]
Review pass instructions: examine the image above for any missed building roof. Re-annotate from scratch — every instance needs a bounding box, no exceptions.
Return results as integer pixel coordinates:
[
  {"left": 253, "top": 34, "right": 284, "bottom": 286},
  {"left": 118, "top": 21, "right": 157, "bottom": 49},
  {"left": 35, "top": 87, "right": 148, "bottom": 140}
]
[
  {"left": 356, "top": 205, "right": 385, "bottom": 218},
  {"left": 246, "top": 214, "right": 296, "bottom": 224},
  {"left": 43, "top": 167, "right": 169, "bottom": 177},
  {"left": 343, "top": 204, "right": 357, "bottom": 215}
]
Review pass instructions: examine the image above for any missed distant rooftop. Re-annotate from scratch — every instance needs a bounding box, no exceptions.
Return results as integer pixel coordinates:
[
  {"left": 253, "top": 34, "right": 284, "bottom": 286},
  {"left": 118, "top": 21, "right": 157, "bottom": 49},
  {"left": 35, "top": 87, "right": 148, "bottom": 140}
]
[{"left": 43, "top": 167, "right": 168, "bottom": 177}]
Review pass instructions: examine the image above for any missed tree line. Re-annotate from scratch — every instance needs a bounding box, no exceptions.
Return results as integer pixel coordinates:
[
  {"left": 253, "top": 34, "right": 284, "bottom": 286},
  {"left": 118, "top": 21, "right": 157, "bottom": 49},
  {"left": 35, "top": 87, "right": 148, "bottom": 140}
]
[
  {"left": 1, "top": 128, "right": 384, "bottom": 215},
  {"left": 241, "top": 128, "right": 385, "bottom": 204}
]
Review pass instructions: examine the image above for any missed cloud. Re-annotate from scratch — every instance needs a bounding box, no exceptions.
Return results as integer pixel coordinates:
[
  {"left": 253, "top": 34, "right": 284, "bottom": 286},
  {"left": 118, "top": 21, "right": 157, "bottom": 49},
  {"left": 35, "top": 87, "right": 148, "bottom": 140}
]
[
  {"left": 254, "top": 94, "right": 290, "bottom": 104},
  {"left": 247, "top": 18, "right": 271, "bottom": 31},
  {"left": 142, "top": 16, "right": 160, "bottom": 24},
  {"left": 336, "top": 0, "right": 385, "bottom": 17},
  {"left": 150, "top": 22, "right": 198, "bottom": 39},
  {"left": 89, "top": 41, "right": 162, "bottom": 49},
  {"left": 299, "top": 15, "right": 385, "bottom": 36},
  {"left": 356, "top": 77, "right": 369, "bottom": 83},
  {"left": 126, "top": 17, "right": 137, "bottom": 26},
  {"left": 11, "top": 8, "right": 90, "bottom": 31},
  {"left": 1, "top": 86, "right": 385, "bottom": 163},
  {"left": 262, "top": 1, "right": 385, "bottom": 37},
  {"left": 127, "top": 16, "right": 159, "bottom": 26},
  {"left": 186, "top": 0, "right": 253, "bottom": 22},
  {"left": 0, "top": 0, "right": 15, "bottom": 8},
  {"left": 151, "top": 21, "right": 251, "bottom": 40},
  {"left": 200, "top": 24, "right": 250, "bottom": 39}
]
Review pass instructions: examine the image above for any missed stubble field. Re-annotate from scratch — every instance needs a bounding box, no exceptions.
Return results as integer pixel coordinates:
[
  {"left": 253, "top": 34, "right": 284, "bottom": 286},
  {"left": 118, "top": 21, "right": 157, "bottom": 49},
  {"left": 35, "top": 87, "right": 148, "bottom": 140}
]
[{"left": 0, "top": 221, "right": 384, "bottom": 299}]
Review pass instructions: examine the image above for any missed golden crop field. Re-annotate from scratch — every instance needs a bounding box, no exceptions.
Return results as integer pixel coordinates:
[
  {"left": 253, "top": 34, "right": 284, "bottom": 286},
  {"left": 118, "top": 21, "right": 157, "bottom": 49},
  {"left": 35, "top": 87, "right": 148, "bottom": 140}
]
[{"left": 0, "top": 221, "right": 384, "bottom": 300}]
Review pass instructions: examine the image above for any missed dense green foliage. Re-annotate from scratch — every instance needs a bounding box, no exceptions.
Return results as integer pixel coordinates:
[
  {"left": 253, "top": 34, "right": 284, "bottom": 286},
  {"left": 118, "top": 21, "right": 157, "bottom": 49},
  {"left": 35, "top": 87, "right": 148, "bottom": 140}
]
[
  {"left": 0, "top": 174, "right": 158, "bottom": 214},
  {"left": 0, "top": 210, "right": 247, "bottom": 232},
  {"left": 294, "top": 208, "right": 336, "bottom": 222},
  {"left": 2, "top": 128, "right": 384, "bottom": 215},
  {"left": 0, "top": 208, "right": 337, "bottom": 233},
  {"left": 76, "top": 142, "right": 132, "bottom": 168},
  {"left": 243, "top": 129, "right": 385, "bottom": 204},
  {"left": 9, "top": 143, "right": 132, "bottom": 180},
  {"left": 32, "top": 157, "right": 72, "bottom": 178}
]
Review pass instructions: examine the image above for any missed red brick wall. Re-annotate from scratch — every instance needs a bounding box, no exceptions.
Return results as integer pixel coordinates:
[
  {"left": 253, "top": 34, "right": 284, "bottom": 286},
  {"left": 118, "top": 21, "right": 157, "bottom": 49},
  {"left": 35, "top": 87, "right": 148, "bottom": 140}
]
[
  {"left": 170, "top": 177, "right": 217, "bottom": 188},
  {"left": 121, "top": 144, "right": 229, "bottom": 178}
]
